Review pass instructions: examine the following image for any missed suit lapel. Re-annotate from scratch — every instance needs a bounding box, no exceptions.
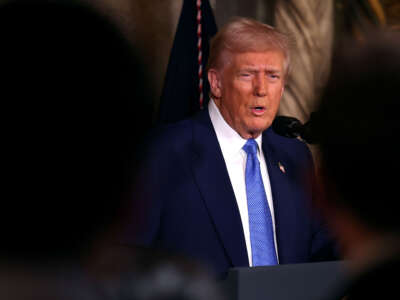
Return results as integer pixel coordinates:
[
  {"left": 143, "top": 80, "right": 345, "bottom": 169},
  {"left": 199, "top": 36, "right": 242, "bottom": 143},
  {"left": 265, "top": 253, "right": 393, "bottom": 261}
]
[
  {"left": 262, "top": 129, "right": 296, "bottom": 262},
  {"left": 189, "top": 110, "right": 249, "bottom": 267}
]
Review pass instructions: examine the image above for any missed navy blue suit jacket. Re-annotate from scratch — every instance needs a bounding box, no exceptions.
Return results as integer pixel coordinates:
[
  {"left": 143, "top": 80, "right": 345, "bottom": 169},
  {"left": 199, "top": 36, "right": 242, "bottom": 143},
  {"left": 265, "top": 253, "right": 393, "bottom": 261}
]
[{"left": 126, "top": 109, "right": 337, "bottom": 277}]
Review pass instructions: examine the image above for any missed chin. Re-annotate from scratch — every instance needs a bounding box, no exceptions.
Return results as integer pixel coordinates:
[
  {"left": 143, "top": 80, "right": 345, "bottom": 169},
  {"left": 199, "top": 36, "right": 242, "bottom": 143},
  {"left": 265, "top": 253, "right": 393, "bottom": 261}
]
[
  {"left": 249, "top": 123, "right": 270, "bottom": 134},
  {"left": 241, "top": 121, "right": 270, "bottom": 138},
  {"left": 244, "top": 127, "right": 265, "bottom": 139}
]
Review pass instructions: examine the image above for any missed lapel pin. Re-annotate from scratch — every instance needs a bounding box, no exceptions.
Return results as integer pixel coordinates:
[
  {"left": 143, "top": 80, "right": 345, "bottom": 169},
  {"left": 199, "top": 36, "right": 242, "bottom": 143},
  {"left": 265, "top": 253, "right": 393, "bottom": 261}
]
[{"left": 278, "top": 162, "right": 286, "bottom": 173}]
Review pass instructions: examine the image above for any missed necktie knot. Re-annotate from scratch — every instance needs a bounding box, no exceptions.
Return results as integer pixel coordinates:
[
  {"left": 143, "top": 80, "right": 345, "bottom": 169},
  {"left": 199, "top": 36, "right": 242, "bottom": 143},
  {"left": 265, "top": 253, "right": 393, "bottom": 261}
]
[{"left": 243, "top": 139, "right": 258, "bottom": 156}]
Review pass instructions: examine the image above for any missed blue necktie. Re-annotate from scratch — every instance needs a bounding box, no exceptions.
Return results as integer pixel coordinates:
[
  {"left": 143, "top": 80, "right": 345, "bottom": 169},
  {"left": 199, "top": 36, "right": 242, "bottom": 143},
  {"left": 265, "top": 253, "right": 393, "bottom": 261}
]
[{"left": 243, "top": 139, "right": 278, "bottom": 266}]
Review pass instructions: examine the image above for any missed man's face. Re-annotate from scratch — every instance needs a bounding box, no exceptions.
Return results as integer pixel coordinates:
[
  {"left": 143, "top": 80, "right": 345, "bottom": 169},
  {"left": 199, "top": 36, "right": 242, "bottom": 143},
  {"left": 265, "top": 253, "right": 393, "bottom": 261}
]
[{"left": 208, "top": 51, "right": 285, "bottom": 139}]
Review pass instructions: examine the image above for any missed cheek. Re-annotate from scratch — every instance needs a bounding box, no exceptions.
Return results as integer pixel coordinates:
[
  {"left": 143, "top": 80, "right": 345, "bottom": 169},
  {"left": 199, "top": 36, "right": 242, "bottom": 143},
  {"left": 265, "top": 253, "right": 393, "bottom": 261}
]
[
  {"left": 229, "top": 91, "right": 248, "bottom": 112},
  {"left": 270, "top": 88, "right": 283, "bottom": 106},
  {"left": 270, "top": 98, "right": 280, "bottom": 112}
]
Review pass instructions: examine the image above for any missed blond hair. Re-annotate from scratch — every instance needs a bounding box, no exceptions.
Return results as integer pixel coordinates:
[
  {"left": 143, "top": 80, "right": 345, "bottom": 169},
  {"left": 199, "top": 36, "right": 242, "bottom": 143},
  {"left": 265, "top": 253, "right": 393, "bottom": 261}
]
[{"left": 207, "top": 17, "right": 291, "bottom": 76}]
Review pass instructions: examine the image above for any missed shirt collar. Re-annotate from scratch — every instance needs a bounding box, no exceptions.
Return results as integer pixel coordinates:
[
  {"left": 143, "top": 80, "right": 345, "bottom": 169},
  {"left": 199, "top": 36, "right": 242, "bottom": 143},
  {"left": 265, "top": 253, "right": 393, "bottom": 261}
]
[{"left": 208, "top": 98, "right": 263, "bottom": 157}]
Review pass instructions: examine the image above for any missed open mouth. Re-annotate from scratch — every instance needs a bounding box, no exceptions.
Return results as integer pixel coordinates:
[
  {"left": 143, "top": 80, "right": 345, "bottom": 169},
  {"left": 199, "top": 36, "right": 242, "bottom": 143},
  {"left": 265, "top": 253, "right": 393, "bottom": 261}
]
[{"left": 251, "top": 106, "right": 266, "bottom": 115}]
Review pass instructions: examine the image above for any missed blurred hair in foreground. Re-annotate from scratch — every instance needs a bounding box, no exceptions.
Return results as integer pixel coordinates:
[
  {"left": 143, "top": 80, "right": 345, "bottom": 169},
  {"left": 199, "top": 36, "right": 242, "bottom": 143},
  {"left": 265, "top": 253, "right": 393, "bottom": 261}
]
[
  {"left": 0, "top": 1, "right": 225, "bottom": 300},
  {"left": 316, "top": 29, "right": 400, "bottom": 235},
  {"left": 0, "top": 0, "right": 153, "bottom": 261},
  {"left": 314, "top": 28, "right": 400, "bottom": 300}
]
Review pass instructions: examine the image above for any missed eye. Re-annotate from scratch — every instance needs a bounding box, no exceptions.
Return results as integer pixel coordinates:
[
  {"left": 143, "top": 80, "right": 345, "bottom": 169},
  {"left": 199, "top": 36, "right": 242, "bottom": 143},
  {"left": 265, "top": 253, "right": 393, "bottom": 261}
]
[
  {"left": 238, "top": 72, "right": 253, "bottom": 80},
  {"left": 267, "top": 73, "right": 280, "bottom": 80}
]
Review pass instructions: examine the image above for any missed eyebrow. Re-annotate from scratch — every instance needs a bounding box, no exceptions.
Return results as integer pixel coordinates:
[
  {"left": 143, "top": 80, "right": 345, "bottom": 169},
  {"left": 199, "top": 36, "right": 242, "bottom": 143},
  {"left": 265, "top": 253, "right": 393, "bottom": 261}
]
[{"left": 239, "top": 67, "right": 281, "bottom": 74}]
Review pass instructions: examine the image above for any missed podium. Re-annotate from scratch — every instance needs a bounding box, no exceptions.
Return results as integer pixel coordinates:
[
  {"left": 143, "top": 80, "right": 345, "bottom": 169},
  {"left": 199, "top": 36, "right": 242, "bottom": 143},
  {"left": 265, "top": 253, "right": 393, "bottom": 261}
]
[{"left": 220, "top": 261, "right": 348, "bottom": 300}]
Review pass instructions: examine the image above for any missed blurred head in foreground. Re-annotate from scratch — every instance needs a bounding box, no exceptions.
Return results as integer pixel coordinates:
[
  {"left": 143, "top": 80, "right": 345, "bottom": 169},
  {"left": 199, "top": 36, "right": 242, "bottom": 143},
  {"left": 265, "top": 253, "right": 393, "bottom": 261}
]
[
  {"left": 0, "top": 0, "right": 152, "bottom": 262},
  {"left": 315, "top": 30, "right": 400, "bottom": 260}
]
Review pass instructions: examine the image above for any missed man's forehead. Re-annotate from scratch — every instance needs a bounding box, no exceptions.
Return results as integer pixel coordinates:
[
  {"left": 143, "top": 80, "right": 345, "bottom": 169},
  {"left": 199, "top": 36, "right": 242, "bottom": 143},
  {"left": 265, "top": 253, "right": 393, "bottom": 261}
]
[
  {"left": 234, "top": 50, "right": 284, "bottom": 59},
  {"left": 232, "top": 51, "right": 285, "bottom": 67}
]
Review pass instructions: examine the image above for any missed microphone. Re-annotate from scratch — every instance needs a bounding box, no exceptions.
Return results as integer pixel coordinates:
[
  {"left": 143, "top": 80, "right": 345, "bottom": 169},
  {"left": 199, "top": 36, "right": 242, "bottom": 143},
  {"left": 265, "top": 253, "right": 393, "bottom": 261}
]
[
  {"left": 272, "top": 113, "right": 319, "bottom": 144},
  {"left": 272, "top": 116, "right": 303, "bottom": 138}
]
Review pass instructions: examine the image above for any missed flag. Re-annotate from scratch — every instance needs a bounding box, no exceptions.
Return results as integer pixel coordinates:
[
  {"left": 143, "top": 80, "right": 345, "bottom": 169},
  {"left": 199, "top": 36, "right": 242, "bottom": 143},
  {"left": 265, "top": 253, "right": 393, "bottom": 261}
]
[{"left": 158, "top": 0, "right": 217, "bottom": 123}]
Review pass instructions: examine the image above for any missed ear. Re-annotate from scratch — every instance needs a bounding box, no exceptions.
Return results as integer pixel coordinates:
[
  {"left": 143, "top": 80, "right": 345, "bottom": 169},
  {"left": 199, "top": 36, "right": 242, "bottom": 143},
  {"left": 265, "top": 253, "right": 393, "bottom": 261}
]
[
  {"left": 280, "top": 85, "right": 285, "bottom": 98},
  {"left": 208, "top": 69, "right": 222, "bottom": 99}
]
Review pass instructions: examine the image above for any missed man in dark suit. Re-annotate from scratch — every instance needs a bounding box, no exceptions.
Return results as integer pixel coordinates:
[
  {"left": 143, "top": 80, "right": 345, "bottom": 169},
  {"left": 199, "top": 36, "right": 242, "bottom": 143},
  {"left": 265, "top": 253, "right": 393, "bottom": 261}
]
[
  {"left": 314, "top": 30, "right": 400, "bottom": 300},
  {"left": 125, "top": 17, "right": 337, "bottom": 278}
]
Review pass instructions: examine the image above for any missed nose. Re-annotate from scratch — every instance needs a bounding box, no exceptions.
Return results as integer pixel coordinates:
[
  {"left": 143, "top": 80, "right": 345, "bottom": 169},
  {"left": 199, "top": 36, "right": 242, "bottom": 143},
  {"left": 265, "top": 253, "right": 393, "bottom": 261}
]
[{"left": 254, "top": 74, "right": 267, "bottom": 97}]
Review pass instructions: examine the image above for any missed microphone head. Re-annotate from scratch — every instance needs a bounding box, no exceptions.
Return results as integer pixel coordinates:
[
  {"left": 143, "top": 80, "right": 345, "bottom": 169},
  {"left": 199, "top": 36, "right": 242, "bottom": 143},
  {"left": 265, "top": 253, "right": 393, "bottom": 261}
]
[{"left": 272, "top": 116, "right": 303, "bottom": 138}]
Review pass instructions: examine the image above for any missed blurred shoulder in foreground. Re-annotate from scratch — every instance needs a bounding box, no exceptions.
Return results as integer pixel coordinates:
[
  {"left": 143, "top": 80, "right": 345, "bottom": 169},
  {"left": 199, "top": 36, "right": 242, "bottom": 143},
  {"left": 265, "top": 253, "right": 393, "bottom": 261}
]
[
  {"left": 0, "top": 1, "right": 222, "bottom": 299},
  {"left": 315, "top": 29, "right": 400, "bottom": 300}
]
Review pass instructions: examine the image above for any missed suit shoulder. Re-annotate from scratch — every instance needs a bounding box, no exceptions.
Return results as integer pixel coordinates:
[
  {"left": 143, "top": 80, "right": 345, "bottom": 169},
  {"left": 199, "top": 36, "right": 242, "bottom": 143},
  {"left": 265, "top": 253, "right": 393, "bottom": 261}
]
[
  {"left": 266, "top": 128, "right": 310, "bottom": 152},
  {"left": 264, "top": 128, "right": 313, "bottom": 164}
]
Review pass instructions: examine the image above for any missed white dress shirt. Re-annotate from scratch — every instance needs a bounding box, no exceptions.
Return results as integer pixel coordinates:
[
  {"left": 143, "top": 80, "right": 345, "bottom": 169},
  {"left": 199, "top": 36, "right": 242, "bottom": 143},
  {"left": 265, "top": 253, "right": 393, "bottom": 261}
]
[{"left": 208, "top": 99, "right": 279, "bottom": 266}]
